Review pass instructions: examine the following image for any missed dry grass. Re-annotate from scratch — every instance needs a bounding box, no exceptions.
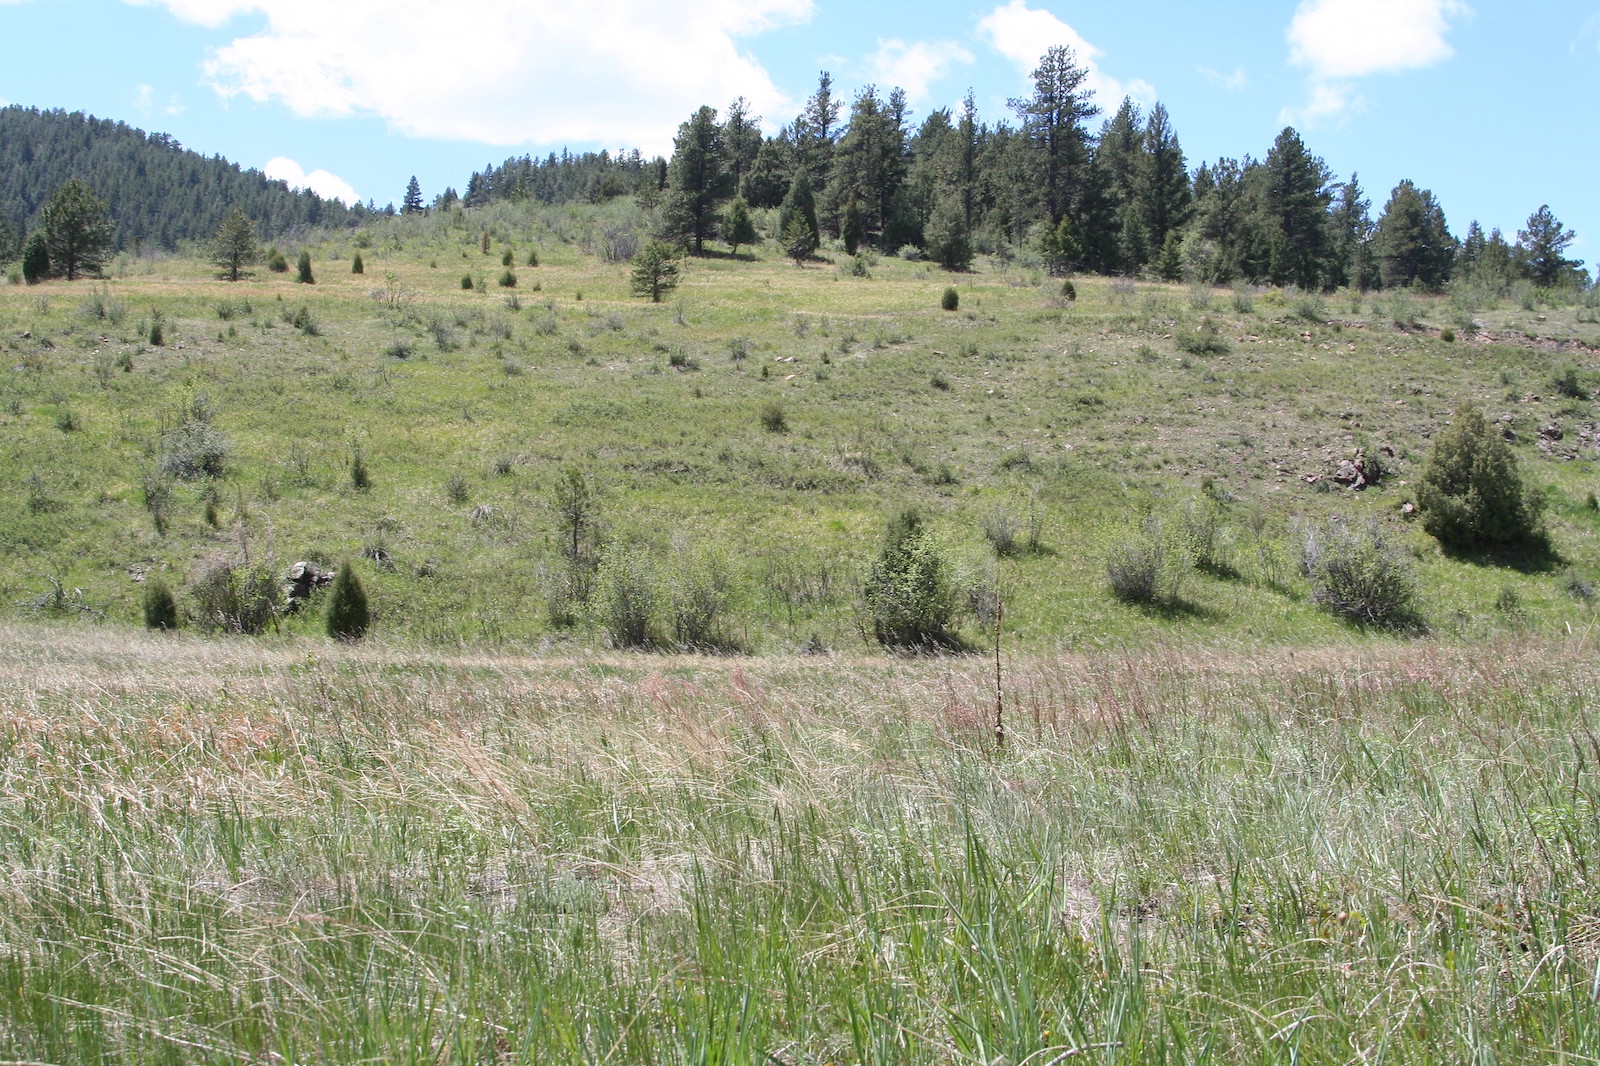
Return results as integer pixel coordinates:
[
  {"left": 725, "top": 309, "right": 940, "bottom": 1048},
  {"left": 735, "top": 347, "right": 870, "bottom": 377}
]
[{"left": 4, "top": 623, "right": 1600, "bottom": 1061}]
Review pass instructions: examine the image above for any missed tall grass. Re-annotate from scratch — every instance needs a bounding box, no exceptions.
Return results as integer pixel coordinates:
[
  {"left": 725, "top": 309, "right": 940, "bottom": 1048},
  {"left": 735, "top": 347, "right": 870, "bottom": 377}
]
[{"left": 3, "top": 623, "right": 1600, "bottom": 1062}]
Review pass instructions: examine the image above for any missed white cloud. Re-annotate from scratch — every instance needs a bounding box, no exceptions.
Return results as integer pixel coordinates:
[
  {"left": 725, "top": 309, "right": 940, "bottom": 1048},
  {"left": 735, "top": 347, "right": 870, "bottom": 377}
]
[
  {"left": 866, "top": 38, "right": 973, "bottom": 105},
  {"left": 1198, "top": 66, "right": 1248, "bottom": 92},
  {"left": 264, "top": 156, "right": 359, "bottom": 204},
  {"left": 1284, "top": 0, "right": 1469, "bottom": 124},
  {"left": 128, "top": 0, "right": 813, "bottom": 153},
  {"left": 976, "top": 0, "right": 1154, "bottom": 108}
]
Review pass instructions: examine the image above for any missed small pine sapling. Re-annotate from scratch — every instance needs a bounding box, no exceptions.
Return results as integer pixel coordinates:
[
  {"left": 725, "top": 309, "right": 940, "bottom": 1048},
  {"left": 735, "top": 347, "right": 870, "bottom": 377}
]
[{"left": 324, "top": 561, "right": 370, "bottom": 641}]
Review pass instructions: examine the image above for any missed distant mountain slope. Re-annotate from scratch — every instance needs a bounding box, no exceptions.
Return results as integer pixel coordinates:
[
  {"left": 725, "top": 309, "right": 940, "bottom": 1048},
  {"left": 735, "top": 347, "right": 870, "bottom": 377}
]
[{"left": 0, "top": 106, "right": 360, "bottom": 254}]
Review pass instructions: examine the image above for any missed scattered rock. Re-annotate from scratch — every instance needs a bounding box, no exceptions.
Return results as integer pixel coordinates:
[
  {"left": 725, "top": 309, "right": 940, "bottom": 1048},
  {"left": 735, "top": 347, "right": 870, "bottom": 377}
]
[{"left": 283, "top": 561, "right": 334, "bottom": 610}]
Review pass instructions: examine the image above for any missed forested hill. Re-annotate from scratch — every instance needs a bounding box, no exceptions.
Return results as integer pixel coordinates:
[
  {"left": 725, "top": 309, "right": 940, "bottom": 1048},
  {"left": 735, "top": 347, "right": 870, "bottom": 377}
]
[{"left": 0, "top": 106, "right": 358, "bottom": 255}]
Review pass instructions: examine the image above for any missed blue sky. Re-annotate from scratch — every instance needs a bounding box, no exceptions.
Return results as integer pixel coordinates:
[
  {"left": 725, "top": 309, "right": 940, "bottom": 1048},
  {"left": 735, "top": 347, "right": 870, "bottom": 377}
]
[{"left": 2, "top": 0, "right": 1596, "bottom": 271}]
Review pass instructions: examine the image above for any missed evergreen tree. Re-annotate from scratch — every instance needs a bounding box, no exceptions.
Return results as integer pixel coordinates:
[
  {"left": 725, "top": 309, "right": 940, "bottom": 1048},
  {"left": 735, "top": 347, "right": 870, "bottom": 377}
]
[
  {"left": 1010, "top": 45, "right": 1099, "bottom": 227},
  {"left": 723, "top": 198, "right": 756, "bottom": 256},
  {"left": 777, "top": 170, "right": 819, "bottom": 256},
  {"left": 1189, "top": 157, "right": 1257, "bottom": 284},
  {"left": 721, "top": 97, "right": 763, "bottom": 194},
  {"left": 402, "top": 175, "right": 424, "bottom": 214},
  {"left": 924, "top": 192, "right": 972, "bottom": 271},
  {"left": 325, "top": 561, "right": 371, "bottom": 641},
  {"left": 829, "top": 85, "right": 908, "bottom": 244},
  {"left": 41, "top": 178, "right": 112, "bottom": 280},
  {"left": 841, "top": 199, "right": 862, "bottom": 255},
  {"left": 21, "top": 231, "right": 48, "bottom": 284},
  {"left": 1134, "top": 103, "right": 1191, "bottom": 263},
  {"left": 210, "top": 207, "right": 258, "bottom": 282},
  {"left": 660, "top": 105, "right": 731, "bottom": 255},
  {"left": 1261, "top": 128, "right": 1332, "bottom": 290},
  {"left": 782, "top": 215, "right": 817, "bottom": 266},
  {"left": 142, "top": 578, "right": 179, "bottom": 630},
  {"left": 629, "top": 240, "right": 681, "bottom": 301},
  {"left": 741, "top": 133, "right": 794, "bottom": 209},
  {"left": 1517, "top": 205, "right": 1583, "bottom": 288},
  {"left": 794, "top": 72, "right": 842, "bottom": 208},
  {"left": 1038, "top": 215, "right": 1081, "bottom": 275},
  {"left": 1091, "top": 98, "right": 1145, "bottom": 271},
  {"left": 863, "top": 507, "right": 957, "bottom": 649},
  {"left": 1327, "top": 174, "right": 1375, "bottom": 290},
  {"left": 1374, "top": 180, "right": 1454, "bottom": 289},
  {"left": 1417, "top": 409, "right": 1545, "bottom": 550},
  {"left": 351, "top": 251, "right": 364, "bottom": 274},
  {"left": 295, "top": 249, "right": 314, "bottom": 284}
]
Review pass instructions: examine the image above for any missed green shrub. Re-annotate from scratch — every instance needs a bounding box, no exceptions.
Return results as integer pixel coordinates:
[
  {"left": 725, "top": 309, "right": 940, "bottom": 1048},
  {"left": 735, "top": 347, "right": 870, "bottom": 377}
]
[
  {"left": 498, "top": 269, "right": 516, "bottom": 288},
  {"left": 1552, "top": 364, "right": 1587, "bottom": 400},
  {"left": 142, "top": 578, "right": 178, "bottom": 630},
  {"left": 1106, "top": 518, "right": 1183, "bottom": 605},
  {"left": 158, "top": 420, "right": 229, "bottom": 480},
  {"left": 1416, "top": 409, "right": 1545, "bottom": 550},
  {"left": 526, "top": 249, "right": 539, "bottom": 267},
  {"left": 1297, "top": 517, "right": 1421, "bottom": 630},
  {"left": 295, "top": 251, "right": 314, "bottom": 284},
  {"left": 1060, "top": 279, "right": 1076, "bottom": 301},
  {"left": 863, "top": 508, "right": 957, "bottom": 650},
  {"left": 350, "top": 446, "right": 371, "bottom": 490},
  {"left": 598, "top": 548, "right": 660, "bottom": 649},
  {"left": 325, "top": 561, "right": 370, "bottom": 641},
  {"left": 759, "top": 401, "right": 787, "bottom": 433},
  {"left": 266, "top": 248, "right": 288, "bottom": 273},
  {"left": 188, "top": 556, "right": 281, "bottom": 634},
  {"left": 940, "top": 287, "right": 959, "bottom": 311},
  {"left": 461, "top": 273, "right": 474, "bottom": 290},
  {"left": 669, "top": 548, "right": 737, "bottom": 651},
  {"left": 1175, "top": 316, "right": 1228, "bottom": 354},
  {"left": 351, "top": 252, "right": 364, "bottom": 274}
]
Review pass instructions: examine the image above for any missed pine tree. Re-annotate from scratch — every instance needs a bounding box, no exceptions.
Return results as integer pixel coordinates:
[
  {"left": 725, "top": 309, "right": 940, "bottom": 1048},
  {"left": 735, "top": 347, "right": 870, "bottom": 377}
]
[
  {"left": 1517, "top": 205, "right": 1583, "bottom": 288},
  {"left": 325, "top": 561, "right": 371, "bottom": 640},
  {"left": 777, "top": 170, "right": 819, "bottom": 258},
  {"left": 782, "top": 215, "right": 817, "bottom": 266},
  {"left": 21, "top": 231, "right": 49, "bottom": 284},
  {"left": 723, "top": 198, "right": 756, "bottom": 256},
  {"left": 210, "top": 207, "right": 258, "bottom": 281},
  {"left": 296, "top": 249, "right": 314, "bottom": 284},
  {"left": 924, "top": 193, "right": 972, "bottom": 271},
  {"left": 1134, "top": 103, "right": 1191, "bottom": 261},
  {"left": 402, "top": 175, "right": 424, "bottom": 215},
  {"left": 142, "top": 577, "right": 179, "bottom": 630},
  {"left": 1011, "top": 46, "right": 1099, "bottom": 227},
  {"left": 1417, "top": 410, "right": 1544, "bottom": 550},
  {"left": 351, "top": 251, "right": 364, "bottom": 274},
  {"left": 1262, "top": 128, "right": 1332, "bottom": 291},
  {"left": 1374, "top": 180, "right": 1454, "bottom": 289},
  {"left": 841, "top": 199, "right": 862, "bottom": 254},
  {"left": 660, "top": 105, "right": 731, "bottom": 255},
  {"left": 41, "top": 178, "right": 113, "bottom": 280},
  {"left": 629, "top": 240, "right": 681, "bottom": 301}
]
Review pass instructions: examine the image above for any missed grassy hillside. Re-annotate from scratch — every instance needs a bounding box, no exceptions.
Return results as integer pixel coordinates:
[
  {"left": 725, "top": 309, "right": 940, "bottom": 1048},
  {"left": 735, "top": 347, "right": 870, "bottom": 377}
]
[
  {"left": 3, "top": 626, "right": 1600, "bottom": 1062},
  {"left": 2, "top": 199, "right": 1598, "bottom": 650}
]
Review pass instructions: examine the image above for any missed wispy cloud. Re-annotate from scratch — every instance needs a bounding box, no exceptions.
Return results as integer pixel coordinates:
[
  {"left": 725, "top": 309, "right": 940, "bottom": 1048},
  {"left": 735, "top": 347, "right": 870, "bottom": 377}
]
[
  {"left": 264, "top": 156, "right": 359, "bottom": 204},
  {"left": 865, "top": 38, "right": 973, "bottom": 105},
  {"left": 127, "top": 0, "right": 814, "bottom": 153},
  {"left": 1198, "top": 66, "right": 1247, "bottom": 92},
  {"left": 977, "top": 0, "right": 1155, "bottom": 108},
  {"left": 1283, "top": 0, "right": 1470, "bottom": 125}
]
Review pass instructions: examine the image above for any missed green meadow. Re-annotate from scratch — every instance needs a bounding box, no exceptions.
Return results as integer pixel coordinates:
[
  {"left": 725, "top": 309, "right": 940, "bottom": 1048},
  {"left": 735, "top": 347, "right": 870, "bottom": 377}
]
[
  {"left": 2, "top": 200, "right": 1598, "bottom": 650},
  {"left": 5, "top": 202, "right": 1600, "bottom": 1063}
]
